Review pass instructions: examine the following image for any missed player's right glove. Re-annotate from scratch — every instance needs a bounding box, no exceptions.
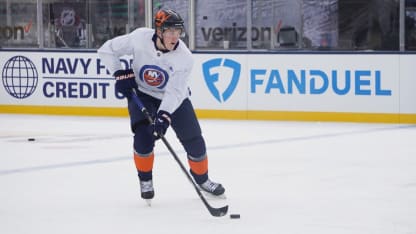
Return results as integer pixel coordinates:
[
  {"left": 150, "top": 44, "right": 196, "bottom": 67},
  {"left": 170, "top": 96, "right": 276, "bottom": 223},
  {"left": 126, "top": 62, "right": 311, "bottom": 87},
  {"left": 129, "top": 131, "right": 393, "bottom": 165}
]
[
  {"left": 153, "top": 110, "right": 171, "bottom": 139},
  {"left": 113, "top": 69, "right": 137, "bottom": 98}
]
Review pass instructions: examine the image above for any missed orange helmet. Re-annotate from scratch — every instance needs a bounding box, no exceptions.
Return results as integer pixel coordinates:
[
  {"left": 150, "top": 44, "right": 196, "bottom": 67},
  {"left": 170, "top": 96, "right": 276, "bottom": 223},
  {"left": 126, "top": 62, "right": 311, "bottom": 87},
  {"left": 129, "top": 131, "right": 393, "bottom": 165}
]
[{"left": 154, "top": 9, "right": 184, "bottom": 32}]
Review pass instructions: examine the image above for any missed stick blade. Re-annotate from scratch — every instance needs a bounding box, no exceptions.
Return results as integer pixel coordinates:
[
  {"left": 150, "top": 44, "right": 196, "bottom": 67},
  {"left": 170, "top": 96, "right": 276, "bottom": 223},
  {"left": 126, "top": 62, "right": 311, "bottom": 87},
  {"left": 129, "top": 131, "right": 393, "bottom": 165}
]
[{"left": 209, "top": 205, "right": 228, "bottom": 217}]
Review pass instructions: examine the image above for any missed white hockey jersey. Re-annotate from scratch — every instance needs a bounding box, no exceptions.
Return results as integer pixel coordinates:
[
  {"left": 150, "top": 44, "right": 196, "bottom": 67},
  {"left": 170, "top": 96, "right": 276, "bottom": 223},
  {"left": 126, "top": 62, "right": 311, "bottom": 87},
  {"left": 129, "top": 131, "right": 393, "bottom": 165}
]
[{"left": 97, "top": 28, "right": 194, "bottom": 114}]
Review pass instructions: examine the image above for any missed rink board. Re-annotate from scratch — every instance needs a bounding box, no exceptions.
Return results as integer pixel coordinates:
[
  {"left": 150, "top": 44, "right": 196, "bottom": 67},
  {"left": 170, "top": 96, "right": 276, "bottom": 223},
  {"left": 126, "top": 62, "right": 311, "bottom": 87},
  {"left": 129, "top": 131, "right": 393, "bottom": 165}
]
[{"left": 0, "top": 50, "right": 415, "bottom": 123}]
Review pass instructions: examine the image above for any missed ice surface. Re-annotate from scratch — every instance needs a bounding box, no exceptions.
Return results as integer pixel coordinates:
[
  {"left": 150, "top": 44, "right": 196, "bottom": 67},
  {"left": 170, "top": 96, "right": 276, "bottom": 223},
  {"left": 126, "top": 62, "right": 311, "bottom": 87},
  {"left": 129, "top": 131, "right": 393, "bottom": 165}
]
[{"left": 1, "top": 114, "right": 416, "bottom": 234}]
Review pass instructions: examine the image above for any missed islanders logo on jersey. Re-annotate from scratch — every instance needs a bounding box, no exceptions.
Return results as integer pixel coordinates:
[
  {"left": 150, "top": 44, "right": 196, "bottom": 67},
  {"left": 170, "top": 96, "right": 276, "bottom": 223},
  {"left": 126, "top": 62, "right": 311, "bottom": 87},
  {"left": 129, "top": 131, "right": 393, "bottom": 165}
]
[{"left": 139, "top": 65, "right": 169, "bottom": 89}]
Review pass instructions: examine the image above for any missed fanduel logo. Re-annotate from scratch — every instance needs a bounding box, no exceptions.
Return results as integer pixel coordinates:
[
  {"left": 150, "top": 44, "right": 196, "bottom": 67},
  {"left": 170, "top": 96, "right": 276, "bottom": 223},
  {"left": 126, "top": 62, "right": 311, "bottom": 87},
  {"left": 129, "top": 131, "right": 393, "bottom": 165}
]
[{"left": 202, "top": 58, "right": 241, "bottom": 103}]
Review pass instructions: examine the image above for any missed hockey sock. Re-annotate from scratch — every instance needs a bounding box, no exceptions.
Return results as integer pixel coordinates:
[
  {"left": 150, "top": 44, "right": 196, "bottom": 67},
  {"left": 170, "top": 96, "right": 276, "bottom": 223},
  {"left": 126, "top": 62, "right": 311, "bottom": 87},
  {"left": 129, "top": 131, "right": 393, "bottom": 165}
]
[
  {"left": 134, "top": 151, "right": 154, "bottom": 181},
  {"left": 188, "top": 155, "right": 208, "bottom": 184}
]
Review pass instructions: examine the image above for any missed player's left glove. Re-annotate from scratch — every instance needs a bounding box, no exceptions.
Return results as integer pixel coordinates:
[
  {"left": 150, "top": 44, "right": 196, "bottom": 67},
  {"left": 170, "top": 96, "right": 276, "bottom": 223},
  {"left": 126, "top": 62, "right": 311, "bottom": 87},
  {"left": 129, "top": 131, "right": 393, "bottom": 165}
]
[{"left": 153, "top": 110, "right": 171, "bottom": 139}]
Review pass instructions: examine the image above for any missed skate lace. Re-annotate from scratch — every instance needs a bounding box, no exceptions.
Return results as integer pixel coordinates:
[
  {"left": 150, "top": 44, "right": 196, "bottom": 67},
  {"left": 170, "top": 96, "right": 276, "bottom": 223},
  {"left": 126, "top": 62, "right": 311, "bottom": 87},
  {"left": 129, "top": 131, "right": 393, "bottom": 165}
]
[
  {"left": 140, "top": 180, "right": 153, "bottom": 193},
  {"left": 201, "top": 179, "right": 218, "bottom": 192}
]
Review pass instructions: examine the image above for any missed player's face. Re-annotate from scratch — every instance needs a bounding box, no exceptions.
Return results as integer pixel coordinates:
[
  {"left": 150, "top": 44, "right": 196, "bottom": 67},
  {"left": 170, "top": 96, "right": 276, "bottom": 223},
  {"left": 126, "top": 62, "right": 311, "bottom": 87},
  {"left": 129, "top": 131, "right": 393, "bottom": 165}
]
[{"left": 162, "top": 28, "right": 181, "bottom": 50}]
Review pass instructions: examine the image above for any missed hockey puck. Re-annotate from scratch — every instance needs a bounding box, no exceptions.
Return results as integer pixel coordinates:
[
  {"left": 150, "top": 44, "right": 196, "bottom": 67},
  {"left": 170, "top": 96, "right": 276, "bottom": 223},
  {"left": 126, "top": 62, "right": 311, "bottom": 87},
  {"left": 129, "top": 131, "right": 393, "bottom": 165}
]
[
  {"left": 28, "top": 138, "right": 35, "bottom": 142},
  {"left": 230, "top": 214, "right": 240, "bottom": 219}
]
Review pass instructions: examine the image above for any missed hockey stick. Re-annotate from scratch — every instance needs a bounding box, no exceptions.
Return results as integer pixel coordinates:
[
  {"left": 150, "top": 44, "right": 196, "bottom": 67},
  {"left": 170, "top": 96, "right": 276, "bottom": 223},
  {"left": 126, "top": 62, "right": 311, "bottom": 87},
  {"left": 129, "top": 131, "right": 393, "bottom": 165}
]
[{"left": 131, "top": 91, "right": 228, "bottom": 217}]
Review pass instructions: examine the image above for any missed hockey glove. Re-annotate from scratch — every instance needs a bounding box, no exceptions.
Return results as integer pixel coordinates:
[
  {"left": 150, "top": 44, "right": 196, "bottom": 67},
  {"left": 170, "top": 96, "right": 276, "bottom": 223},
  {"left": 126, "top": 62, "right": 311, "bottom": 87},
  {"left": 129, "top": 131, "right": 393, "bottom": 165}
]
[
  {"left": 114, "top": 69, "right": 137, "bottom": 98},
  {"left": 153, "top": 110, "right": 171, "bottom": 139}
]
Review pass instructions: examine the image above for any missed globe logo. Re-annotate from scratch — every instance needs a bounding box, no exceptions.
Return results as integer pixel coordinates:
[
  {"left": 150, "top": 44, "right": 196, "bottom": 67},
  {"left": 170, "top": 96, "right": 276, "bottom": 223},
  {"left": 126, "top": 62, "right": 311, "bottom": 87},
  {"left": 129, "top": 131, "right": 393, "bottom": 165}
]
[{"left": 2, "top": 55, "right": 38, "bottom": 99}]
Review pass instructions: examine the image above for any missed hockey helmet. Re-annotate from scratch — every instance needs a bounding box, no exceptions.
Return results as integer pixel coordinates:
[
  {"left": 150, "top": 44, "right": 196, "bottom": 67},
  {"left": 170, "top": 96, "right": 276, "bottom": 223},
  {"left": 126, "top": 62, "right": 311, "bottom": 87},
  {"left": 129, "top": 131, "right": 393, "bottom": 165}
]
[{"left": 154, "top": 9, "right": 185, "bottom": 36}]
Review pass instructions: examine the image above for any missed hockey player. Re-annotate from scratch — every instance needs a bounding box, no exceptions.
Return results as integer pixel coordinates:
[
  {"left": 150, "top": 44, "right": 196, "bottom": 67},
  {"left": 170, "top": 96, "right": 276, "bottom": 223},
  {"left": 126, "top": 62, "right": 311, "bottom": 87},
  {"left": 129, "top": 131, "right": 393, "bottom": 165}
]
[{"left": 97, "top": 9, "right": 225, "bottom": 202}]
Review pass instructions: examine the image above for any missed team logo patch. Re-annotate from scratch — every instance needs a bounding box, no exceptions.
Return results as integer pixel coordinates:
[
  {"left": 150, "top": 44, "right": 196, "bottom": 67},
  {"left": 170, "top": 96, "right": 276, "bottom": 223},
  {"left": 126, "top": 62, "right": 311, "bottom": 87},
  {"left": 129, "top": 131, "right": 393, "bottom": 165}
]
[{"left": 139, "top": 65, "right": 169, "bottom": 89}]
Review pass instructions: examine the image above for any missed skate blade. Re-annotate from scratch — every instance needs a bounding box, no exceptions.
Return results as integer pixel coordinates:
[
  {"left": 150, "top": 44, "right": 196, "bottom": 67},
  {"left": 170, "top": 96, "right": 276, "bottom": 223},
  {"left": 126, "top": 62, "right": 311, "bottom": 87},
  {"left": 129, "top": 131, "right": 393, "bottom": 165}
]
[{"left": 144, "top": 199, "right": 152, "bottom": 206}]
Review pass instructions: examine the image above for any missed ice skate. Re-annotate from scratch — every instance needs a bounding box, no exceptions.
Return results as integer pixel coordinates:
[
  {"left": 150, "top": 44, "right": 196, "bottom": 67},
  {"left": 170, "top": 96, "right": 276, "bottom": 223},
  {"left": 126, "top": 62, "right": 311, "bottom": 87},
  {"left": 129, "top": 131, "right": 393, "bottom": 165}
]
[
  {"left": 140, "top": 180, "right": 154, "bottom": 206},
  {"left": 199, "top": 178, "right": 226, "bottom": 199}
]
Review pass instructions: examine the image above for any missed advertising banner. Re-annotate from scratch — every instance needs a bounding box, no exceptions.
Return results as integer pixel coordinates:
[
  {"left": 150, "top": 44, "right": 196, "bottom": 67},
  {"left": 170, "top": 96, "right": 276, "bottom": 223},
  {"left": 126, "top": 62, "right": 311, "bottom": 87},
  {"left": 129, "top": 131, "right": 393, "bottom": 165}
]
[
  {"left": 192, "top": 54, "right": 399, "bottom": 113},
  {"left": 0, "top": 50, "right": 415, "bottom": 123},
  {"left": 0, "top": 51, "right": 125, "bottom": 107},
  {"left": 246, "top": 54, "right": 397, "bottom": 113}
]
